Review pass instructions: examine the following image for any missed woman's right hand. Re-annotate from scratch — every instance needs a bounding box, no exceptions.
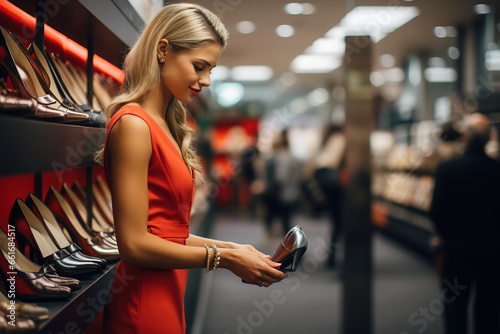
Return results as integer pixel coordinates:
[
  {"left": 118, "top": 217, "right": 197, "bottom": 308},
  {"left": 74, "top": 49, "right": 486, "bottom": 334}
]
[{"left": 219, "top": 248, "right": 288, "bottom": 287}]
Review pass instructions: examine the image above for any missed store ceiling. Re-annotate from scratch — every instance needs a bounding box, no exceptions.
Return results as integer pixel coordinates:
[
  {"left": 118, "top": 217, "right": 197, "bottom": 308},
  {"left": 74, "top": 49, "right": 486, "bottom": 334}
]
[{"left": 188, "top": 0, "right": 496, "bottom": 97}]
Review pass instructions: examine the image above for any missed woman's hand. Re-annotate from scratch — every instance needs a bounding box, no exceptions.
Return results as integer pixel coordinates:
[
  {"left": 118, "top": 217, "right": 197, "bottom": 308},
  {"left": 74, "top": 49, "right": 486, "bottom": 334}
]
[{"left": 219, "top": 248, "right": 288, "bottom": 288}]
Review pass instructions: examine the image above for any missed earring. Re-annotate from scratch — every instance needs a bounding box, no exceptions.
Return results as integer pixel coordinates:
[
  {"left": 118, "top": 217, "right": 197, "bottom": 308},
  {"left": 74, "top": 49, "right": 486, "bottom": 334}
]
[{"left": 160, "top": 59, "right": 164, "bottom": 63}]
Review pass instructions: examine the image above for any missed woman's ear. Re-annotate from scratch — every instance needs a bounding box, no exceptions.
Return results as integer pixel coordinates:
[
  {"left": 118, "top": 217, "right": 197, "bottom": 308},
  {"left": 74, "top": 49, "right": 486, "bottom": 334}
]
[{"left": 157, "top": 39, "right": 169, "bottom": 62}]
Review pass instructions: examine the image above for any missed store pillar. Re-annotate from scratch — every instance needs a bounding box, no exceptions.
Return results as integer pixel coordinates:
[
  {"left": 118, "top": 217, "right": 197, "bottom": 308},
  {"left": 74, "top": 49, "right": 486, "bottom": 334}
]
[{"left": 342, "top": 35, "right": 374, "bottom": 334}]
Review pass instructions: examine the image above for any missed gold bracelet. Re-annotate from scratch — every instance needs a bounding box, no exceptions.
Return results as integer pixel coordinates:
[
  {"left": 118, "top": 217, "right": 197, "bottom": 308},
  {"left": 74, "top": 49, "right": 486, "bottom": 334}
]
[
  {"left": 211, "top": 244, "right": 220, "bottom": 270},
  {"left": 204, "top": 244, "right": 211, "bottom": 273}
]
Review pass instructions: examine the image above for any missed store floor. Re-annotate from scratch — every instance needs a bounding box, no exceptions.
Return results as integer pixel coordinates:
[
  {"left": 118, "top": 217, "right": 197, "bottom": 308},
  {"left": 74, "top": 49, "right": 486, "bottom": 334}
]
[{"left": 191, "top": 211, "right": 443, "bottom": 334}]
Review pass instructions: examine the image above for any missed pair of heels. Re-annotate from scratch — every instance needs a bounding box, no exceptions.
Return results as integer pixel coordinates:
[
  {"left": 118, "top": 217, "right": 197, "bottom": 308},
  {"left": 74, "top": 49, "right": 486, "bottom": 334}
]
[
  {"left": 0, "top": 227, "right": 77, "bottom": 301},
  {"left": 271, "top": 225, "right": 308, "bottom": 272},
  {"left": 0, "top": 26, "right": 91, "bottom": 124},
  {"left": 26, "top": 40, "right": 105, "bottom": 127},
  {"left": 46, "top": 184, "right": 119, "bottom": 261},
  {"left": 10, "top": 195, "right": 105, "bottom": 277}
]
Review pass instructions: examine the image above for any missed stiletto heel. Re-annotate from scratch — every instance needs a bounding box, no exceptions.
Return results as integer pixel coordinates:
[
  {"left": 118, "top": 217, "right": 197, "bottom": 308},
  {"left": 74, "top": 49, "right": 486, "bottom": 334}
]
[
  {"left": 9, "top": 199, "right": 101, "bottom": 277},
  {"left": 26, "top": 193, "right": 107, "bottom": 270},
  {"left": 0, "top": 27, "right": 89, "bottom": 124},
  {"left": 72, "top": 181, "right": 114, "bottom": 232},
  {"left": 96, "top": 175, "right": 113, "bottom": 210},
  {"left": 61, "top": 183, "right": 116, "bottom": 247},
  {"left": 271, "top": 225, "right": 308, "bottom": 272},
  {"left": 45, "top": 186, "right": 119, "bottom": 261},
  {"left": 0, "top": 227, "right": 73, "bottom": 300}
]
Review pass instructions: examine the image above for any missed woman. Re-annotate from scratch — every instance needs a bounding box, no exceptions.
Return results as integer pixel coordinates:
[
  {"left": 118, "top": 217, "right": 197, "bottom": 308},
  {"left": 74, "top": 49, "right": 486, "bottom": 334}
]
[{"left": 96, "top": 4, "right": 287, "bottom": 333}]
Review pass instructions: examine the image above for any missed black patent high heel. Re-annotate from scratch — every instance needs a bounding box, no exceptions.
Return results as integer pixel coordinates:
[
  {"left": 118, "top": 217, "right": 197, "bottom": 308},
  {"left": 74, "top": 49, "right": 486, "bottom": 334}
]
[
  {"left": 271, "top": 225, "right": 308, "bottom": 272},
  {"left": 0, "top": 26, "right": 89, "bottom": 124},
  {"left": 26, "top": 193, "right": 107, "bottom": 270}
]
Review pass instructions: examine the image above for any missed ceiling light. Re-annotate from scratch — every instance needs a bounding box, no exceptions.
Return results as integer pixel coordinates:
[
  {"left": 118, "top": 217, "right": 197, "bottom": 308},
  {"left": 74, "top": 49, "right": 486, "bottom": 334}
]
[
  {"left": 424, "top": 67, "right": 457, "bottom": 82},
  {"left": 210, "top": 66, "right": 230, "bottom": 81},
  {"left": 448, "top": 46, "right": 460, "bottom": 60},
  {"left": 434, "top": 26, "right": 447, "bottom": 38},
  {"left": 284, "top": 3, "right": 303, "bottom": 15},
  {"left": 305, "top": 38, "right": 345, "bottom": 55},
  {"left": 307, "top": 88, "right": 329, "bottom": 106},
  {"left": 340, "top": 6, "right": 419, "bottom": 42},
  {"left": 291, "top": 54, "right": 341, "bottom": 73},
  {"left": 474, "top": 4, "right": 491, "bottom": 14},
  {"left": 301, "top": 3, "right": 316, "bottom": 15},
  {"left": 434, "top": 26, "right": 457, "bottom": 38},
  {"left": 215, "top": 82, "right": 245, "bottom": 108},
  {"left": 276, "top": 25, "right": 295, "bottom": 37},
  {"left": 380, "top": 54, "right": 396, "bottom": 68},
  {"left": 236, "top": 21, "right": 255, "bottom": 34},
  {"left": 231, "top": 66, "right": 274, "bottom": 81},
  {"left": 370, "top": 71, "right": 385, "bottom": 87}
]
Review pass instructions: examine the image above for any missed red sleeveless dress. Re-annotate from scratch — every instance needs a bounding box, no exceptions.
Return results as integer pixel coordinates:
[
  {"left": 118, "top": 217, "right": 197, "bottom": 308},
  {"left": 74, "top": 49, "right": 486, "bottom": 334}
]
[{"left": 102, "top": 105, "right": 195, "bottom": 334}]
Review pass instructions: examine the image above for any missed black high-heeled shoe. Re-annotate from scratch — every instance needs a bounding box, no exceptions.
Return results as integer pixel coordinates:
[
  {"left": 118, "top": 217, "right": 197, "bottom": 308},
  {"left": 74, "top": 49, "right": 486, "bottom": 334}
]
[
  {"left": 271, "top": 225, "right": 308, "bottom": 272},
  {"left": 26, "top": 193, "right": 107, "bottom": 270},
  {"left": 9, "top": 199, "right": 101, "bottom": 277},
  {"left": 0, "top": 26, "right": 89, "bottom": 124}
]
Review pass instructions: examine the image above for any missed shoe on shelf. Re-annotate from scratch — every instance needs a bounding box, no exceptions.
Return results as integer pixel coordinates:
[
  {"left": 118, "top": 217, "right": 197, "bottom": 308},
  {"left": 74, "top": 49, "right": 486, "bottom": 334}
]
[
  {"left": 0, "top": 26, "right": 89, "bottom": 124},
  {"left": 0, "top": 290, "right": 49, "bottom": 322},
  {"left": 45, "top": 186, "right": 119, "bottom": 261},
  {"left": 61, "top": 183, "right": 116, "bottom": 247},
  {"left": 0, "top": 227, "right": 73, "bottom": 301},
  {"left": 26, "top": 193, "right": 107, "bottom": 270},
  {"left": 9, "top": 199, "right": 101, "bottom": 277},
  {"left": 72, "top": 181, "right": 114, "bottom": 233},
  {"left": 27, "top": 42, "right": 105, "bottom": 127}
]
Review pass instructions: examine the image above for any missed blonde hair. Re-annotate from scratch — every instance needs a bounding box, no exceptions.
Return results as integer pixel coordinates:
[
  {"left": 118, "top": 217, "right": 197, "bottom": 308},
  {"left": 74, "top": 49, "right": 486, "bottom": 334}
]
[{"left": 95, "top": 3, "right": 228, "bottom": 181}]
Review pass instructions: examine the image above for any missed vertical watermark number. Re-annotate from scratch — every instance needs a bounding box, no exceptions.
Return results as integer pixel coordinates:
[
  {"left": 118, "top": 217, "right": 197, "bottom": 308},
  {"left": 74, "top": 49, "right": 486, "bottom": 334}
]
[{"left": 5, "top": 224, "right": 17, "bottom": 327}]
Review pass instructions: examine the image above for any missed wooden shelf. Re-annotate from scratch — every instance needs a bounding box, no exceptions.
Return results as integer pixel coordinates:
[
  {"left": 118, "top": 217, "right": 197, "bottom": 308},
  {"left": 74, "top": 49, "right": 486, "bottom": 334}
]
[{"left": 0, "top": 115, "right": 105, "bottom": 177}]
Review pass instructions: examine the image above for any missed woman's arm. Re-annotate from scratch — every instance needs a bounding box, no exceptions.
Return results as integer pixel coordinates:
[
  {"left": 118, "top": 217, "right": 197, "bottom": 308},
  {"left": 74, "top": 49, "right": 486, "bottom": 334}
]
[{"left": 108, "top": 115, "right": 286, "bottom": 286}]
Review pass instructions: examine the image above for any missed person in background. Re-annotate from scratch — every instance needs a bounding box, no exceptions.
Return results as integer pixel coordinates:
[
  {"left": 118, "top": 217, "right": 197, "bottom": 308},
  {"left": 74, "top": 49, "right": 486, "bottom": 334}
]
[
  {"left": 430, "top": 113, "right": 500, "bottom": 334},
  {"left": 262, "top": 129, "right": 303, "bottom": 237},
  {"left": 305, "top": 124, "right": 345, "bottom": 268},
  {"left": 95, "top": 4, "right": 287, "bottom": 333}
]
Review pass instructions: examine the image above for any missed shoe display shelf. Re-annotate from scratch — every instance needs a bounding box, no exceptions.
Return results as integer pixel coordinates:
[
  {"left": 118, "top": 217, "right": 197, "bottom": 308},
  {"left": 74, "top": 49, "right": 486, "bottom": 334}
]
[{"left": 0, "top": 1, "right": 143, "bottom": 333}]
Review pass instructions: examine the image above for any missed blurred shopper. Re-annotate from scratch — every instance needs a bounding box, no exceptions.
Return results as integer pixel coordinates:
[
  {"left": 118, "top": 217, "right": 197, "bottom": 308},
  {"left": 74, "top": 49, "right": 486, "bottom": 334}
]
[
  {"left": 262, "top": 129, "right": 303, "bottom": 237},
  {"left": 430, "top": 113, "right": 500, "bottom": 334},
  {"left": 304, "top": 124, "right": 345, "bottom": 268}
]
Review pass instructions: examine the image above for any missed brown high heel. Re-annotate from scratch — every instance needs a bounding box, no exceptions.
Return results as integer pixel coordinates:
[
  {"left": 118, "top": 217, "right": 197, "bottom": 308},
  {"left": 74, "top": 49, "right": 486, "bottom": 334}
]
[
  {"left": 60, "top": 184, "right": 116, "bottom": 248},
  {"left": 0, "top": 227, "right": 72, "bottom": 301},
  {"left": 71, "top": 181, "right": 114, "bottom": 233},
  {"left": 96, "top": 175, "right": 113, "bottom": 210},
  {"left": 0, "top": 27, "right": 89, "bottom": 124},
  {"left": 45, "top": 186, "right": 119, "bottom": 261},
  {"left": 26, "top": 193, "right": 107, "bottom": 270}
]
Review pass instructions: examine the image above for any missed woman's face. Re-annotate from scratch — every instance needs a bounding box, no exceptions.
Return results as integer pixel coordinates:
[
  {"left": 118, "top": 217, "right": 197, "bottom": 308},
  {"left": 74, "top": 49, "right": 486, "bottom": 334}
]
[{"left": 160, "top": 41, "right": 222, "bottom": 104}]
